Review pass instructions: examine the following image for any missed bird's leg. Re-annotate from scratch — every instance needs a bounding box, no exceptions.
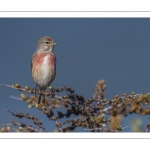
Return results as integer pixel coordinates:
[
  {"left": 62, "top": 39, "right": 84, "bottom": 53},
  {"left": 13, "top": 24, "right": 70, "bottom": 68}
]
[
  {"left": 42, "top": 90, "right": 45, "bottom": 103},
  {"left": 38, "top": 93, "right": 42, "bottom": 104},
  {"left": 38, "top": 90, "right": 45, "bottom": 104},
  {"left": 42, "top": 95, "right": 45, "bottom": 103},
  {"left": 35, "top": 84, "right": 38, "bottom": 97}
]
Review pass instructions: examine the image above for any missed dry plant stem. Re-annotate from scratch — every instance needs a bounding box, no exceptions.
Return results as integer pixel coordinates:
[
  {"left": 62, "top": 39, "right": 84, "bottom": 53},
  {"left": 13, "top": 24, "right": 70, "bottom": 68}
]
[
  {"left": 0, "top": 84, "right": 76, "bottom": 105},
  {"left": 0, "top": 83, "right": 142, "bottom": 115},
  {"left": 0, "top": 84, "right": 76, "bottom": 97},
  {"left": 10, "top": 96, "right": 23, "bottom": 101},
  {"left": 84, "top": 128, "right": 116, "bottom": 132},
  {"left": 145, "top": 117, "right": 150, "bottom": 132},
  {"left": 3, "top": 109, "right": 47, "bottom": 132},
  {"left": 1, "top": 81, "right": 150, "bottom": 132},
  {"left": 121, "top": 125, "right": 132, "bottom": 130},
  {"left": 84, "top": 124, "right": 132, "bottom": 132},
  {"left": 95, "top": 94, "right": 141, "bottom": 115},
  {"left": 10, "top": 96, "right": 70, "bottom": 110},
  {"left": 0, "top": 122, "right": 40, "bottom": 132},
  {"left": 146, "top": 125, "right": 150, "bottom": 132}
]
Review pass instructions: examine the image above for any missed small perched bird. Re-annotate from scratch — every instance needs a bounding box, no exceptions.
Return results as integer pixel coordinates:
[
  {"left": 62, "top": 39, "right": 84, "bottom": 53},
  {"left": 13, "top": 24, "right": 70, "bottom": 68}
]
[{"left": 31, "top": 36, "right": 57, "bottom": 103}]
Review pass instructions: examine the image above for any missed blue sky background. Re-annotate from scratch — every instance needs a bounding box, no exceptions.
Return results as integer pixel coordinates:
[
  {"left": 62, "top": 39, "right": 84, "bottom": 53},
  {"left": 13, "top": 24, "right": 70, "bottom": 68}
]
[{"left": 0, "top": 18, "right": 150, "bottom": 132}]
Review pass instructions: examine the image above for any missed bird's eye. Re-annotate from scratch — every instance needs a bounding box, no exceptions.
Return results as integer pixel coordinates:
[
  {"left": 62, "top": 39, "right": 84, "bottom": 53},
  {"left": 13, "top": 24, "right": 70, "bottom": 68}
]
[{"left": 45, "top": 42, "right": 49, "bottom": 44}]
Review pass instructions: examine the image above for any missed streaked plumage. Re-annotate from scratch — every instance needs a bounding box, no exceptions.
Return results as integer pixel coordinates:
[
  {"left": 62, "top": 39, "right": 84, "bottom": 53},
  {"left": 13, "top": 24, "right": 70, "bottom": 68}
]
[{"left": 31, "top": 36, "right": 57, "bottom": 103}]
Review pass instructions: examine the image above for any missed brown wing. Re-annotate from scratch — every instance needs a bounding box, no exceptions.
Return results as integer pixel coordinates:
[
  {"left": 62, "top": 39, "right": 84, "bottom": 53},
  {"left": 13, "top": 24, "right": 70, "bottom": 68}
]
[
  {"left": 31, "top": 52, "right": 36, "bottom": 69},
  {"left": 54, "top": 53, "right": 56, "bottom": 66}
]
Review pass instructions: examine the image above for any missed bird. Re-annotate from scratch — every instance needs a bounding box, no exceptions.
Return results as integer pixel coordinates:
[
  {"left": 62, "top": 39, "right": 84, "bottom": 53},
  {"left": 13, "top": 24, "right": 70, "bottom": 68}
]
[{"left": 31, "top": 36, "right": 57, "bottom": 104}]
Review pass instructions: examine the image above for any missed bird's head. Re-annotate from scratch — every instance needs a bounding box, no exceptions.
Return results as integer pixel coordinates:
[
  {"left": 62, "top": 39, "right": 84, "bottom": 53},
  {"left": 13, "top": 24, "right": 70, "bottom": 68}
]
[{"left": 36, "top": 36, "right": 57, "bottom": 52}]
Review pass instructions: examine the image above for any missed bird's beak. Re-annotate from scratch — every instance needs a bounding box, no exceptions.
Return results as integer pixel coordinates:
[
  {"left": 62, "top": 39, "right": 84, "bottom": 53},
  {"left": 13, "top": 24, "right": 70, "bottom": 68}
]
[{"left": 53, "top": 42, "right": 57, "bottom": 46}]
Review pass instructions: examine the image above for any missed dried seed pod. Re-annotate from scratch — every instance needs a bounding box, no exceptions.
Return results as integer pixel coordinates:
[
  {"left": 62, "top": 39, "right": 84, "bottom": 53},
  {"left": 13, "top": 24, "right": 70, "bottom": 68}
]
[
  {"left": 24, "top": 86, "right": 30, "bottom": 90},
  {"left": 56, "top": 100, "right": 61, "bottom": 105},
  {"left": 51, "top": 116, "right": 57, "bottom": 121},
  {"left": 19, "top": 111, "right": 22, "bottom": 114},
  {"left": 144, "top": 108, "right": 150, "bottom": 114},
  {"left": 63, "top": 102, "right": 68, "bottom": 108},
  {"left": 39, "top": 121, "right": 43, "bottom": 125},
  {"left": 123, "top": 93, "right": 127, "bottom": 97},
  {"left": 28, "top": 104, "right": 32, "bottom": 108},
  {"left": 49, "top": 105, "right": 55, "bottom": 109},
  {"left": 123, "top": 113, "right": 127, "bottom": 117},
  {"left": 109, "top": 115, "right": 122, "bottom": 130},
  {"left": 6, "top": 126, "right": 11, "bottom": 132},
  {"left": 35, "top": 104, "right": 39, "bottom": 108},
  {"left": 0, "top": 128, "right": 5, "bottom": 132},
  {"left": 98, "top": 80, "right": 104, "bottom": 85},
  {"left": 117, "top": 125, "right": 122, "bottom": 131},
  {"left": 63, "top": 95, "right": 68, "bottom": 99},
  {"left": 26, "top": 99, "right": 32, "bottom": 103},
  {"left": 55, "top": 122, "right": 61, "bottom": 127},
  {"left": 77, "top": 122, "right": 81, "bottom": 126},
  {"left": 81, "top": 122, "right": 86, "bottom": 128},
  {"left": 131, "top": 92, "right": 135, "bottom": 95},
  {"left": 12, "top": 84, "right": 15, "bottom": 88},
  {"left": 44, "top": 111, "right": 48, "bottom": 114},
  {"left": 86, "top": 107, "right": 90, "bottom": 112},
  {"left": 15, "top": 83, "right": 20, "bottom": 88},
  {"left": 19, "top": 126, "right": 23, "bottom": 131},
  {"left": 42, "top": 106, "right": 46, "bottom": 110},
  {"left": 113, "top": 95, "right": 118, "bottom": 99},
  {"left": 20, "top": 93, "right": 28, "bottom": 100},
  {"left": 141, "top": 110, "right": 146, "bottom": 115},
  {"left": 51, "top": 99, "right": 56, "bottom": 105},
  {"left": 49, "top": 86, "right": 54, "bottom": 91}
]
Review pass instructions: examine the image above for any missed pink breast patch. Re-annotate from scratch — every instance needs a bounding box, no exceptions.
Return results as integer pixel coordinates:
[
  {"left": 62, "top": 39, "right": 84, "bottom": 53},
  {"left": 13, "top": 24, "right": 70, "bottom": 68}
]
[
  {"left": 49, "top": 53, "right": 55, "bottom": 68},
  {"left": 33, "top": 53, "right": 47, "bottom": 67},
  {"left": 33, "top": 52, "right": 55, "bottom": 68}
]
